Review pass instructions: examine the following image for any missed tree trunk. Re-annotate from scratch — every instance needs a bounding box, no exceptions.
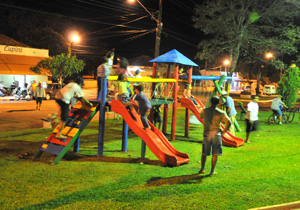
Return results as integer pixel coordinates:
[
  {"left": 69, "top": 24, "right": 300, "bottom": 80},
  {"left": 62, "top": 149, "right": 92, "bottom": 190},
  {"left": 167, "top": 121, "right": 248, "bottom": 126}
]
[{"left": 256, "top": 70, "right": 261, "bottom": 95}]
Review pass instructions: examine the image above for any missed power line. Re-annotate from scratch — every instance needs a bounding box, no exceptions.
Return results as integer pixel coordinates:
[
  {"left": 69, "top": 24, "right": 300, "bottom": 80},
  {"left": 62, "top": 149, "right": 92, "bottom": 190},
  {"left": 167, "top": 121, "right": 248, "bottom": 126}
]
[
  {"left": 110, "top": 31, "right": 151, "bottom": 46},
  {"left": 162, "top": 31, "right": 197, "bottom": 47},
  {"left": 87, "top": 15, "right": 151, "bottom": 35},
  {"left": 171, "top": 0, "right": 194, "bottom": 15}
]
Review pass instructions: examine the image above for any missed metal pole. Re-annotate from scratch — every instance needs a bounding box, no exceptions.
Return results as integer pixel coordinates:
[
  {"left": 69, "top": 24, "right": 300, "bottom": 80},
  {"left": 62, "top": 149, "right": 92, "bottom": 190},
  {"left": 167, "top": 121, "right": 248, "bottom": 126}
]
[
  {"left": 154, "top": 0, "right": 163, "bottom": 59},
  {"left": 98, "top": 78, "right": 107, "bottom": 156}
]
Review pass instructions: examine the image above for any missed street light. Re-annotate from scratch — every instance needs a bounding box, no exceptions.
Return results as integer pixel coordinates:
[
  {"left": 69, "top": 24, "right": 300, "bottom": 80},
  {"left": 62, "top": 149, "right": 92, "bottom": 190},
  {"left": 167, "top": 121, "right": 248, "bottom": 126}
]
[
  {"left": 265, "top": 52, "right": 273, "bottom": 60},
  {"left": 71, "top": 35, "right": 80, "bottom": 43},
  {"left": 68, "top": 32, "right": 80, "bottom": 55},
  {"left": 256, "top": 52, "right": 274, "bottom": 95},
  {"left": 223, "top": 59, "right": 230, "bottom": 75},
  {"left": 128, "top": 0, "right": 163, "bottom": 59}
]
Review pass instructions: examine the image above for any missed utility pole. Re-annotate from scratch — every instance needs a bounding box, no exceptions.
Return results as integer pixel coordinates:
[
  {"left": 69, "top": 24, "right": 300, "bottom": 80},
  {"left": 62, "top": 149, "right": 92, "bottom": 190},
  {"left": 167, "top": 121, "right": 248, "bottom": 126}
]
[{"left": 154, "top": 0, "right": 163, "bottom": 59}]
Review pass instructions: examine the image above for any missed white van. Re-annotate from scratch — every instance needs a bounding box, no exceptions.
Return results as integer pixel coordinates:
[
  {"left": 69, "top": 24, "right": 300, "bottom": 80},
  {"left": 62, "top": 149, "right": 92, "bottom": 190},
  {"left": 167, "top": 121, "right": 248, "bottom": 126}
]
[{"left": 263, "top": 85, "right": 276, "bottom": 95}]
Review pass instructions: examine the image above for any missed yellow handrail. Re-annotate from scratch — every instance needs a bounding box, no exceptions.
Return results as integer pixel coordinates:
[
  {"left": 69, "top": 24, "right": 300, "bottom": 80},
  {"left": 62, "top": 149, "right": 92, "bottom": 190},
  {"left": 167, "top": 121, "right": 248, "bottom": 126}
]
[{"left": 108, "top": 76, "right": 176, "bottom": 83}]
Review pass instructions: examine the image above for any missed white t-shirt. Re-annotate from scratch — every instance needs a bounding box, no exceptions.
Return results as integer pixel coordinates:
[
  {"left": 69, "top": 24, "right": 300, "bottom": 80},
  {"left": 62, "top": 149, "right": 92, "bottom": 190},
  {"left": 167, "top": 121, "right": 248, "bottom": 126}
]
[
  {"left": 246, "top": 101, "right": 259, "bottom": 121},
  {"left": 271, "top": 98, "right": 283, "bottom": 110},
  {"left": 55, "top": 83, "right": 83, "bottom": 104}
]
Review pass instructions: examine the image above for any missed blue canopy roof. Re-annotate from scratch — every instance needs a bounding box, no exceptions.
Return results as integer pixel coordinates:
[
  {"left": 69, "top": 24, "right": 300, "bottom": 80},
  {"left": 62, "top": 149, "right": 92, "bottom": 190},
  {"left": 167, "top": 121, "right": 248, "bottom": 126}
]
[{"left": 149, "top": 49, "right": 198, "bottom": 66}]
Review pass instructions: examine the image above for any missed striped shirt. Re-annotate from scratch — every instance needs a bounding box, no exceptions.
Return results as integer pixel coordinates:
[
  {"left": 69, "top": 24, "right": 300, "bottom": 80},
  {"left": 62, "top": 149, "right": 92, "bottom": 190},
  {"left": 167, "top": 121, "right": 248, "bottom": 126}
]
[{"left": 97, "top": 63, "right": 110, "bottom": 78}]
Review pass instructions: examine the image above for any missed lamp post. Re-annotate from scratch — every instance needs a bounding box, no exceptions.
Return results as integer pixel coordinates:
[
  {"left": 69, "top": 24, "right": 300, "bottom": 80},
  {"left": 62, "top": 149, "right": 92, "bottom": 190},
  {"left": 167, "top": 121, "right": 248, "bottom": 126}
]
[
  {"left": 128, "top": 0, "right": 163, "bottom": 58},
  {"left": 256, "top": 52, "right": 273, "bottom": 95},
  {"left": 223, "top": 59, "right": 230, "bottom": 92}
]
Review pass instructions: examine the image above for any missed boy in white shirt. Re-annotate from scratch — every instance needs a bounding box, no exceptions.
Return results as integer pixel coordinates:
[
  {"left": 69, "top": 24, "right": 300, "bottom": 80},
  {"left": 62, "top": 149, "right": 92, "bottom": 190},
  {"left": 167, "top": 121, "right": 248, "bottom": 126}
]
[
  {"left": 245, "top": 96, "right": 259, "bottom": 143},
  {"left": 54, "top": 76, "right": 92, "bottom": 139}
]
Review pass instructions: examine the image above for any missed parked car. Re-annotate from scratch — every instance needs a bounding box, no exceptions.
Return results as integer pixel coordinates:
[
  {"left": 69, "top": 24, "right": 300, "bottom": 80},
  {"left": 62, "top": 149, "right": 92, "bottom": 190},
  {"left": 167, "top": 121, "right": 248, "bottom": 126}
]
[
  {"left": 45, "top": 83, "right": 62, "bottom": 100},
  {"left": 263, "top": 85, "right": 276, "bottom": 95}
]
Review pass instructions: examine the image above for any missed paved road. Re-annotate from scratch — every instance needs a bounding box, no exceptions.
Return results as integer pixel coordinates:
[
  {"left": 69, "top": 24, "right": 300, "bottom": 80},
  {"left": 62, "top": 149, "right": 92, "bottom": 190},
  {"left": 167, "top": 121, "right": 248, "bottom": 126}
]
[{"left": 0, "top": 88, "right": 98, "bottom": 133}]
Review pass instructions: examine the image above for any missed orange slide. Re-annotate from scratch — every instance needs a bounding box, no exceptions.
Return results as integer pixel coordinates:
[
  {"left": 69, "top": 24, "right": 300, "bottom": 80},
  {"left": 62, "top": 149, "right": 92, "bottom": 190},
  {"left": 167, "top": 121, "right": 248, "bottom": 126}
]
[
  {"left": 110, "top": 99, "right": 189, "bottom": 166},
  {"left": 181, "top": 97, "right": 244, "bottom": 147}
]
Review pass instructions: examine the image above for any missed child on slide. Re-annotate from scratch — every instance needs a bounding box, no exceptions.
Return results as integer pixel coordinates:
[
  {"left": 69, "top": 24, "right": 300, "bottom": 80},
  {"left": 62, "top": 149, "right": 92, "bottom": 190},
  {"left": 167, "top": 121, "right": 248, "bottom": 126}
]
[
  {"left": 115, "top": 73, "right": 133, "bottom": 103},
  {"left": 183, "top": 83, "right": 200, "bottom": 108},
  {"left": 126, "top": 84, "right": 152, "bottom": 131}
]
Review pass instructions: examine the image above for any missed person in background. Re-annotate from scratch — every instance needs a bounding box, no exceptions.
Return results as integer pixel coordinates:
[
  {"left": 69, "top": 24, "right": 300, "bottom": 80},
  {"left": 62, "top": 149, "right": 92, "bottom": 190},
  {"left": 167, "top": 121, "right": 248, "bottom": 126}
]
[
  {"left": 30, "top": 80, "right": 37, "bottom": 93},
  {"left": 126, "top": 84, "right": 152, "bottom": 131},
  {"left": 271, "top": 95, "right": 287, "bottom": 124},
  {"left": 116, "top": 57, "right": 134, "bottom": 77},
  {"left": 133, "top": 69, "right": 142, "bottom": 87},
  {"left": 97, "top": 56, "right": 111, "bottom": 99},
  {"left": 116, "top": 73, "right": 133, "bottom": 103},
  {"left": 199, "top": 96, "right": 231, "bottom": 175},
  {"left": 54, "top": 76, "right": 93, "bottom": 139},
  {"left": 42, "top": 82, "right": 47, "bottom": 89},
  {"left": 106, "top": 49, "right": 114, "bottom": 68},
  {"left": 135, "top": 69, "right": 142, "bottom": 78},
  {"left": 0, "top": 81, "right": 5, "bottom": 97},
  {"left": 245, "top": 95, "right": 259, "bottom": 143},
  {"left": 34, "top": 82, "right": 46, "bottom": 110},
  {"left": 157, "top": 75, "right": 163, "bottom": 96},
  {"left": 221, "top": 91, "right": 237, "bottom": 135},
  {"left": 0, "top": 81, "right": 6, "bottom": 95},
  {"left": 183, "top": 83, "right": 200, "bottom": 107}
]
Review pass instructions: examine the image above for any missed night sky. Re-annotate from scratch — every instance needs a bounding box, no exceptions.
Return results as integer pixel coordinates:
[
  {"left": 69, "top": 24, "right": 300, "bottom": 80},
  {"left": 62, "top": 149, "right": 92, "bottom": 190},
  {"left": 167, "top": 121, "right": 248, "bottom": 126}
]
[{"left": 1, "top": 0, "right": 203, "bottom": 63}]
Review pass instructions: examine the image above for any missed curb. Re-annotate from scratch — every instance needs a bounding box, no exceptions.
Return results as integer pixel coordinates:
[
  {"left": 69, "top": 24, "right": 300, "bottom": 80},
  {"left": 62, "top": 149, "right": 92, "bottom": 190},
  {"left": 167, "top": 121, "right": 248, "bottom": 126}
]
[
  {"left": 249, "top": 200, "right": 300, "bottom": 210},
  {"left": 0, "top": 98, "right": 25, "bottom": 101}
]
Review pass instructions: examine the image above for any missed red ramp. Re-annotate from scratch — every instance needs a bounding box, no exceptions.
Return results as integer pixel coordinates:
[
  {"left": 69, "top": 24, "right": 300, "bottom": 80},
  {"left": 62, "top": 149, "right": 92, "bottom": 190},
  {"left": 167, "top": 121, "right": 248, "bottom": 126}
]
[
  {"left": 181, "top": 97, "right": 244, "bottom": 147},
  {"left": 111, "top": 99, "right": 189, "bottom": 166}
]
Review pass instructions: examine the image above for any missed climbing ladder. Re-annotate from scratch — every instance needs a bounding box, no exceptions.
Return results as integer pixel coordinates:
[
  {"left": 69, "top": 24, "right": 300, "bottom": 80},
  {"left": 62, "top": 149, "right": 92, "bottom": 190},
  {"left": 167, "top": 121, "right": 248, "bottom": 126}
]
[{"left": 34, "top": 101, "right": 99, "bottom": 164}]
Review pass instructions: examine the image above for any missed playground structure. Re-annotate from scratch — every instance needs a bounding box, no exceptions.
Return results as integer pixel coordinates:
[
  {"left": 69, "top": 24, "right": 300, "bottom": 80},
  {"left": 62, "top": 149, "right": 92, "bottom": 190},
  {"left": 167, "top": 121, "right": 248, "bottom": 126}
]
[{"left": 34, "top": 49, "right": 244, "bottom": 166}]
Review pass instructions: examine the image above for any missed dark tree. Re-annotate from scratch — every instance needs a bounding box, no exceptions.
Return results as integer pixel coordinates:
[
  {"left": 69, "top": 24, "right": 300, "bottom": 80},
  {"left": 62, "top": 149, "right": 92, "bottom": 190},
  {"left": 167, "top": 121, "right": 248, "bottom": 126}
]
[{"left": 193, "top": 0, "right": 300, "bottom": 76}]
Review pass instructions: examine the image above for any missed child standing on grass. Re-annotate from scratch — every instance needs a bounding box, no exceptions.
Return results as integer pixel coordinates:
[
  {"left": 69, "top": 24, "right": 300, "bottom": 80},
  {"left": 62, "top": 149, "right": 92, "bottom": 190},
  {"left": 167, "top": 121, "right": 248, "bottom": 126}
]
[
  {"left": 116, "top": 73, "right": 133, "bottom": 103},
  {"left": 183, "top": 83, "right": 200, "bottom": 107},
  {"left": 126, "top": 84, "right": 152, "bottom": 130}
]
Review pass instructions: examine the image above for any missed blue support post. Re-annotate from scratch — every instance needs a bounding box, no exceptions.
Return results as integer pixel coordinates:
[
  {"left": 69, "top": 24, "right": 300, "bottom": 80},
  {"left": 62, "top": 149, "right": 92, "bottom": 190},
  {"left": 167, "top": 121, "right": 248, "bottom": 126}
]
[
  {"left": 141, "top": 140, "right": 146, "bottom": 158},
  {"left": 98, "top": 78, "right": 107, "bottom": 156},
  {"left": 122, "top": 120, "right": 128, "bottom": 152},
  {"left": 73, "top": 137, "right": 80, "bottom": 152},
  {"left": 121, "top": 81, "right": 131, "bottom": 152}
]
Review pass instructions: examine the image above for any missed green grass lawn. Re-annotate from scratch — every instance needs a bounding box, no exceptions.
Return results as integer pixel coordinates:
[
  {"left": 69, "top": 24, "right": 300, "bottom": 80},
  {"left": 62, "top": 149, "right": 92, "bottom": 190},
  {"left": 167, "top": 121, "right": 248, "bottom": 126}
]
[{"left": 0, "top": 109, "right": 300, "bottom": 210}]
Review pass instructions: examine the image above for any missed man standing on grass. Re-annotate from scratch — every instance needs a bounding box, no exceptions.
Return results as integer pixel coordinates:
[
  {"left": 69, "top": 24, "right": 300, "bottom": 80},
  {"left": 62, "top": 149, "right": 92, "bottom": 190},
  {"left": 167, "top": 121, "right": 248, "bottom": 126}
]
[
  {"left": 221, "top": 91, "right": 237, "bottom": 135},
  {"left": 245, "top": 95, "right": 259, "bottom": 143},
  {"left": 199, "top": 96, "right": 231, "bottom": 175}
]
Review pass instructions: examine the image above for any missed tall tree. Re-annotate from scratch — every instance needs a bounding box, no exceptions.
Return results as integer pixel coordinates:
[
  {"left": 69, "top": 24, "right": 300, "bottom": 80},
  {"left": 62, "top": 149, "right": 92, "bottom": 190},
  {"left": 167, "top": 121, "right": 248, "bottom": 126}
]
[
  {"left": 31, "top": 54, "right": 85, "bottom": 85},
  {"left": 193, "top": 0, "right": 300, "bottom": 76},
  {"left": 277, "top": 65, "right": 300, "bottom": 107}
]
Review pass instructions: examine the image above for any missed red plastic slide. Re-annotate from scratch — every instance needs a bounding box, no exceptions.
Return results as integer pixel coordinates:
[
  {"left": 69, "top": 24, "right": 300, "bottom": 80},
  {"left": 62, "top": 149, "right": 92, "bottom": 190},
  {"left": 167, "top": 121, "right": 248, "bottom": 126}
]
[
  {"left": 181, "top": 97, "right": 244, "bottom": 147},
  {"left": 111, "top": 99, "right": 189, "bottom": 166}
]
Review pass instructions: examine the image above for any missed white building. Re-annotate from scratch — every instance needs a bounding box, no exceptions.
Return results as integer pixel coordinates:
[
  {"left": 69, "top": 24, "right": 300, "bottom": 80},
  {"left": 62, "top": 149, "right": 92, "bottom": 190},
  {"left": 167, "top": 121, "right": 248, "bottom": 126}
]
[{"left": 0, "top": 34, "right": 50, "bottom": 90}]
